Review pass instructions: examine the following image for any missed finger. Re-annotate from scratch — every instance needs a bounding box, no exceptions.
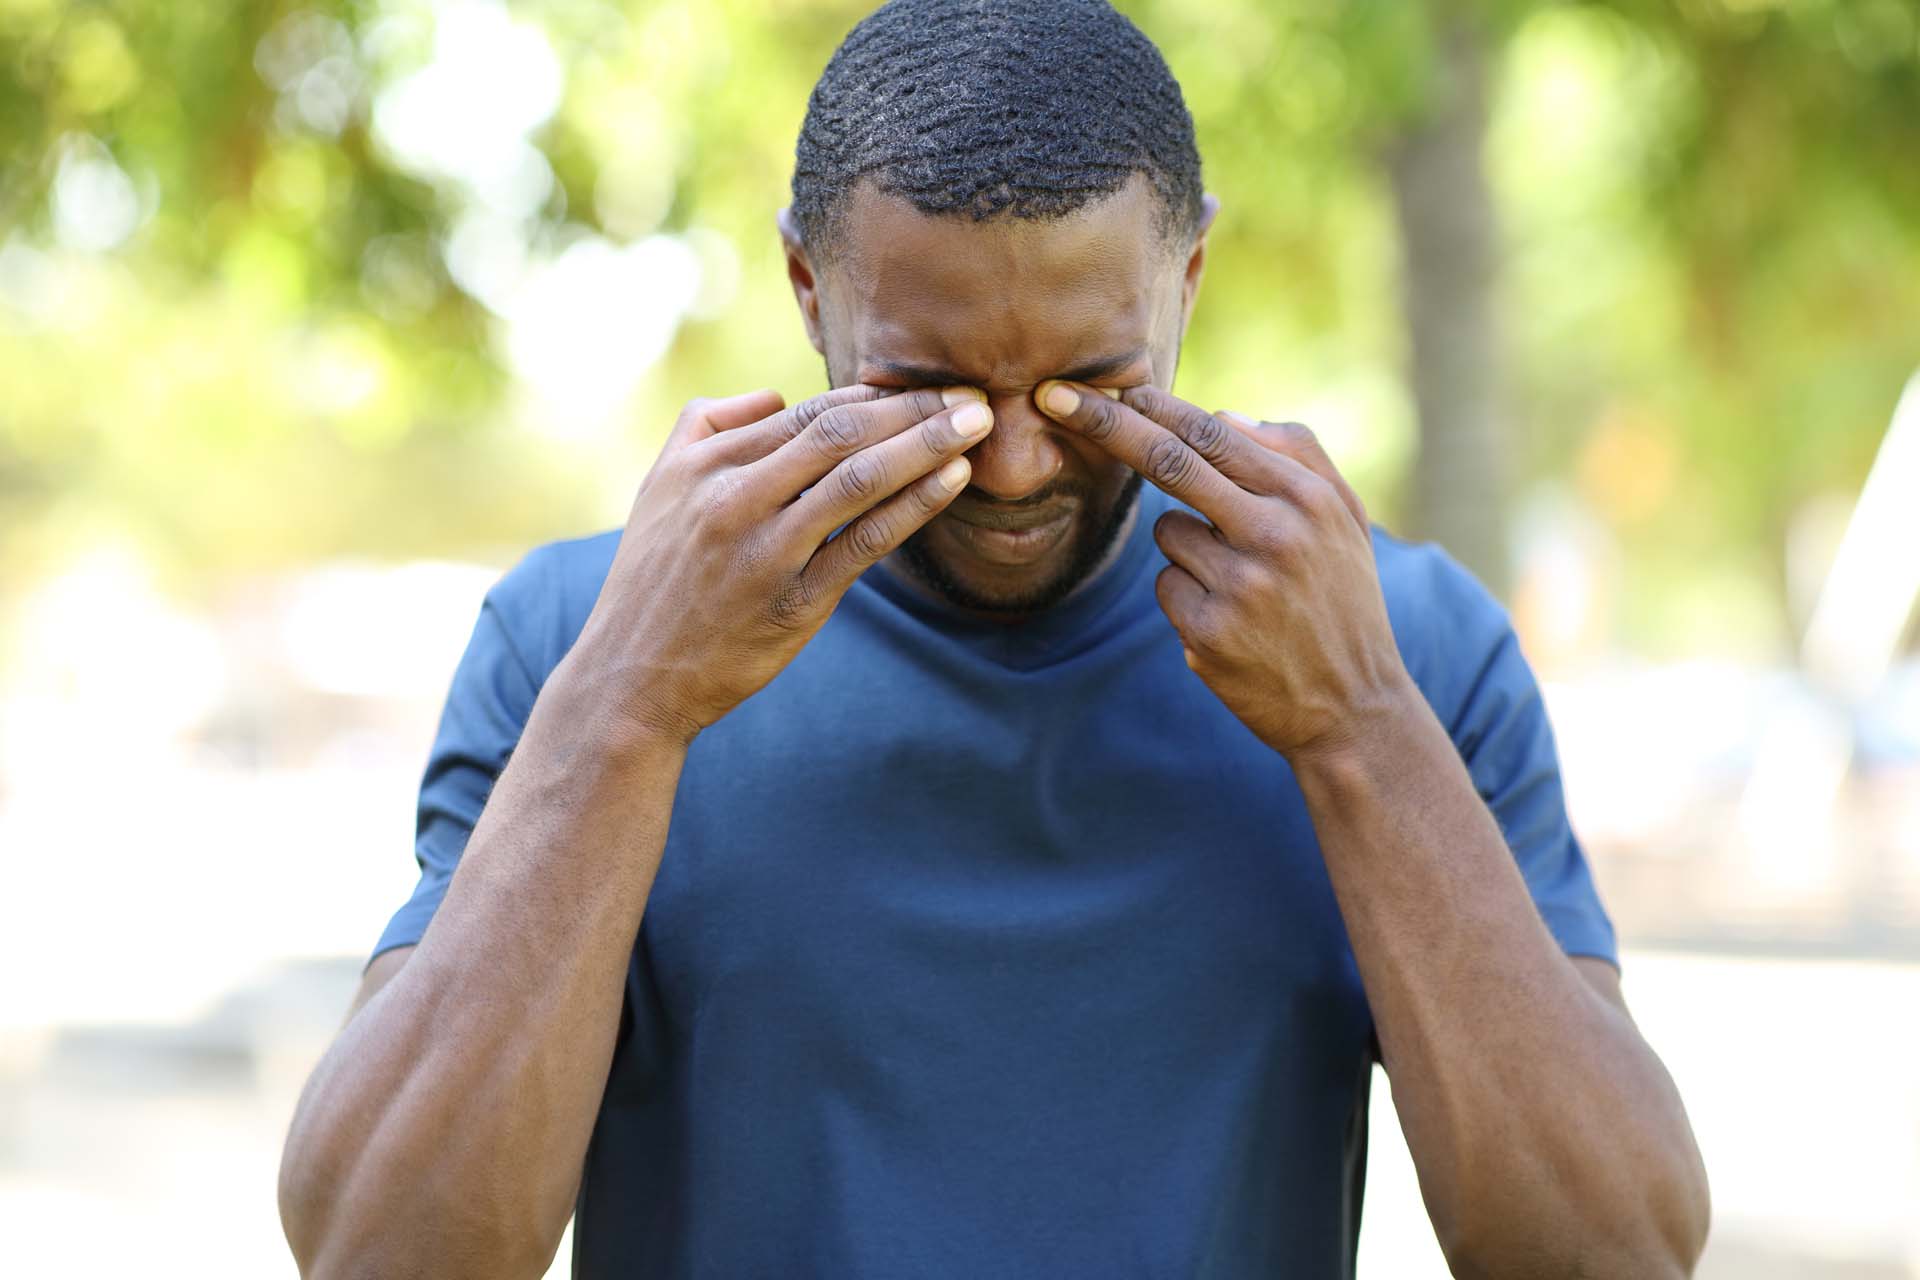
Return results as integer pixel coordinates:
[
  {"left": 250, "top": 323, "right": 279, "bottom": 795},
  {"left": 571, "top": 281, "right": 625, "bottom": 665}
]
[
  {"left": 1153, "top": 562, "right": 1209, "bottom": 649},
  {"left": 1117, "top": 385, "right": 1292, "bottom": 496},
  {"left": 1222, "top": 414, "right": 1370, "bottom": 535},
  {"left": 702, "top": 383, "right": 888, "bottom": 466},
  {"left": 702, "top": 389, "right": 785, "bottom": 432},
  {"left": 659, "top": 389, "right": 786, "bottom": 460},
  {"left": 1034, "top": 379, "right": 1255, "bottom": 537},
  {"left": 1152, "top": 509, "right": 1236, "bottom": 593},
  {"left": 745, "top": 385, "right": 982, "bottom": 497},
  {"left": 776, "top": 396, "right": 995, "bottom": 548},
  {"left": 801, "top": 455, "right": 972, "bottom": 600}
]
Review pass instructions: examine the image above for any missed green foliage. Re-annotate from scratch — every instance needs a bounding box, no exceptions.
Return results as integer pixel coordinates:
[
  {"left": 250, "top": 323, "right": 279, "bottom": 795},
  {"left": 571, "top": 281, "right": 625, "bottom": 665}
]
[{"left": 1, "top": 0, "right": 1915, "bottom": 653}]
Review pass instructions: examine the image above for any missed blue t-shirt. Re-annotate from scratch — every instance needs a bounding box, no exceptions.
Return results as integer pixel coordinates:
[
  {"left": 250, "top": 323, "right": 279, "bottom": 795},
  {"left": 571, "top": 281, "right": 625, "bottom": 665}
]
[{"left": 376, "top": 480, "right": 1616, "bottom": 1278}]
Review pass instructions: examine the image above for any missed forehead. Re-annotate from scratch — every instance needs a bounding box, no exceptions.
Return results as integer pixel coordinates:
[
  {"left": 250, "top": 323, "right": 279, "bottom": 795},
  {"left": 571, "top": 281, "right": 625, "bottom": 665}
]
[{"left": 823, "top": 176, "right": 1172, "bottom": 386}]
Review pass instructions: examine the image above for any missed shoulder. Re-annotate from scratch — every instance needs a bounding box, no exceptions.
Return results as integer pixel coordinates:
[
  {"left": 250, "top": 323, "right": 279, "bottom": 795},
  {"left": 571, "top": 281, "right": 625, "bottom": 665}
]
[
  {"left": 481, "top": 527, "right": 623, "bottom": 684},
  {"left": 1369, "top": 524, "right": 1520, "bottom": 729}
]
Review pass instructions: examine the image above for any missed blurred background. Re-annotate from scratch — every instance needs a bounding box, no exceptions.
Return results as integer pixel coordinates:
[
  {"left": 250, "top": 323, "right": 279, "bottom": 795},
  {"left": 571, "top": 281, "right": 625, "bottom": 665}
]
[{"left": 2, "top": 0, "right": 1917, "bottom": 1275}]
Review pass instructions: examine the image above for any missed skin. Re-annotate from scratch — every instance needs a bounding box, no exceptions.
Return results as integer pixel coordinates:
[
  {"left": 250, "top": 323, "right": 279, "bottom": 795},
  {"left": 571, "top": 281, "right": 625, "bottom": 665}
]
[
  {"left": 280, "top": 174, "right": 1709, "bottom": 1279},
  {"left": 1028, "top": 381, "right": 1710, "bottom": 1276},
  {"left": 780, "top": 178, "right": 1208, "bottom": 618},
  {"left": 279, "top": 384, "right": 998, "bottom": 1277}
]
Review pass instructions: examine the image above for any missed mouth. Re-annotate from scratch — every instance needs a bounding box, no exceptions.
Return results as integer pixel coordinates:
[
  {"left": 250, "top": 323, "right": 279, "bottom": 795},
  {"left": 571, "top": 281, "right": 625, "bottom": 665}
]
[{"left": 943, "top": 504, "right": 1077, "bottom": 566}]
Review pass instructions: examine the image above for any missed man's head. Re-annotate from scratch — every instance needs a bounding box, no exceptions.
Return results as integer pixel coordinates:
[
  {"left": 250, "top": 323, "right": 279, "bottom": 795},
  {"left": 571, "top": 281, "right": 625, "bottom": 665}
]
[{"left": 780, "top": 0, "right": 1216, "bottom": 617}]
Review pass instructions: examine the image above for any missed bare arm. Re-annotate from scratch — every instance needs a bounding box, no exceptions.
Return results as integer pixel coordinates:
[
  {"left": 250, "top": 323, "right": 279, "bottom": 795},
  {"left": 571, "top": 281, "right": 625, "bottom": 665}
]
[
  {"left": 279, "top": 679, "right": 690, "bottom": 1279},
  {"left": 342, "top": 945, "right": 413, "bottom": 1023},
  {"left": 278, "top": 384, "right": 996, "bottom": 1279},
  {"left": 1034, "top": 380, "right": 1710, "bottom": 1278},
  {"left": 1292, "top": 700, "right": 1709, "bottom": 1277}
]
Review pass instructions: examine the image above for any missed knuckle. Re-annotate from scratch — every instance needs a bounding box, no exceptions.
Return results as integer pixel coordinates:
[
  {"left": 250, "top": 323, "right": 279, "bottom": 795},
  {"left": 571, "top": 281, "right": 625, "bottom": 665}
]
[
  {"left": 844, "top": 514, "right": 894, "bottom": 564},
  {"left": 1077, "top": 394, "right": 1122, "bottom": 442},
  {"left": 729, "top": 537, "right": 761, "bottom": 581},
  {"left": 919, "top": 415, "right": 956, "bottom": 461},
  {"left": 1215, "top": 557, "right": 1251, "bottom": 600},
  {"left": 767, "top": 578, "right": 812, "bottom": 629},
  {"left": 648, "top": 445, "right": 695, "bottom": 487},
  {"left": 1276, "top": 420, "right": 1318, "bottom": 452},
  {"left": 1153, "top": 578, "right": 1183, "bottom": 624},
  {"left": 832, "top": 452, "right": 885, "bottom": 505},
  {"left": 810, "top": 405, "right": 866, "bottom": 457},
  {"left": 913, "top": 472, "right": 953, "bottom": 511},
  {"left": 1252, "top": 510, "right": 1295, "bottom": 556},
  {"left": 1127, "top": 385, "right": 1172, "bottom": 418},
  {"left": 1183, "top": 409, "right": 1230, "bottom": 460},
  {"left": 1187, "top": 605, "right": 1229, "bottom": 651},
  {"left": 1299, "top": 474, "right": 1343, "bottom": 519},
  {"left": 906, "top": 388, "right": 950, "bottom": 422},
  {"left": 694, "top": 471, "right": 741, "bottom": 525},
  {"left": 1154, "top": 562, "right": 1186, "bottom": 604},
  {"left": 789, "top": 391, "right": 837, "bottom": 432},
  {"left": 1236, "top": 556, "right": 1279, "bottom": 600},
  {"left": 1143, "top": 435, "right": 1197, "bottom": 490}
]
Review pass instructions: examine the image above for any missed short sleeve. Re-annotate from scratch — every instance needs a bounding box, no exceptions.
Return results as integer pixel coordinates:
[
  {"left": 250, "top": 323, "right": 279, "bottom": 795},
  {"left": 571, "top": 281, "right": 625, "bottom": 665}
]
[
  {"left": 1385, "top": 536, "right": 1619, "bottom": 968},
  {"left": 370, "top": 588, "right": 542, "bottom": 964}
]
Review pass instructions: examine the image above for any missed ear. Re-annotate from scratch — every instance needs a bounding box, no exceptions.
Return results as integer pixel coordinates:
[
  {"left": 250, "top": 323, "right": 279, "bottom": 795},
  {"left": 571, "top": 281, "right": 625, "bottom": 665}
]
[
  {"left": 777, "top": 205, "right": 827, "bottom": 356},
  {"left": 1178, "top": 192, "right": 1221, "bottom": 331}
]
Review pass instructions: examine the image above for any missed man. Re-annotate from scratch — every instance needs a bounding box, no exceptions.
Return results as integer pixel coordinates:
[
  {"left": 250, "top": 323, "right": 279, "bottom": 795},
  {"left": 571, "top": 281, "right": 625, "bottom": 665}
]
[{"left": 279, "top": 1, "right": 1709, "bottom": 1276}]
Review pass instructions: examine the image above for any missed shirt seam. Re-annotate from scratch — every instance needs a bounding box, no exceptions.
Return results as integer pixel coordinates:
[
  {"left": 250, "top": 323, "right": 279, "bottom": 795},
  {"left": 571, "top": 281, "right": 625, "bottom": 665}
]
[{"left": 481, "top": 593, "right": 543, "bottom": 696}]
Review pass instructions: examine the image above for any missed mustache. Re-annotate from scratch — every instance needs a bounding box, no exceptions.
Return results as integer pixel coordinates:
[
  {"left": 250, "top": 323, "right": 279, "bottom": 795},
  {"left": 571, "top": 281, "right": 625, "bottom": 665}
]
[{"left": 947, "top": 482, "right": 1086, "bottom": 530}]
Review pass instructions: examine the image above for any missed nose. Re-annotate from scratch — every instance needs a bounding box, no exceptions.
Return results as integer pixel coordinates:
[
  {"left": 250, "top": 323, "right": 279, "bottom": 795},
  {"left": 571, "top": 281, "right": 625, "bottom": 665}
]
[{"left": 963, "top": 390, "right": 1069, "bottom": 502}]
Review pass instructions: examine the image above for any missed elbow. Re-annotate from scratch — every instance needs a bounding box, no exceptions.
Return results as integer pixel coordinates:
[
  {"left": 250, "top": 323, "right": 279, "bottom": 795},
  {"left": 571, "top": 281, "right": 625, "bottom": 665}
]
[
  {"left": 278, "top": 1128, "right": 336, "bottom": 1277},
  {"left": 279, "top": 1138, "right": 563, "bottom": 1280},
  {"left": 278, "top": 1139, "right": 385, "bottom": 1280},
  {"left": 1651, "top": 1131, "right": 1713, "bottom": 1277},
  {"left": 1437, "top": 1146, "right": 1711, "bottom": 1280}
]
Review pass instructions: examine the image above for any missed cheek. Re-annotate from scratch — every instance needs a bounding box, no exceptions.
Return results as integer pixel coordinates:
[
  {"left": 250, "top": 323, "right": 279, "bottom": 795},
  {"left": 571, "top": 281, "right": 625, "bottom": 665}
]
[{"left": 1063, "top": 438, "right": 1134, "bottom": 497}]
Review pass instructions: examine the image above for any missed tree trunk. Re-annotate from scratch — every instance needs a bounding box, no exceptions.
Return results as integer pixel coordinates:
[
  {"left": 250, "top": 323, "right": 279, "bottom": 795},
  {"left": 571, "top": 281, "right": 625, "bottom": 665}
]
[{"left": 1384, "top": 17, "right": 1511, "bottom": 599}]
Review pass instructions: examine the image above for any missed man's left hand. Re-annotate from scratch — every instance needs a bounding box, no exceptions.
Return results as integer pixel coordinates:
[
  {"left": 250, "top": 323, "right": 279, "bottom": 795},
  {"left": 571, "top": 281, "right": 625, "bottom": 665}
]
[{"left": 1036, "top": 379, "right": 1419, "bottom": 763}]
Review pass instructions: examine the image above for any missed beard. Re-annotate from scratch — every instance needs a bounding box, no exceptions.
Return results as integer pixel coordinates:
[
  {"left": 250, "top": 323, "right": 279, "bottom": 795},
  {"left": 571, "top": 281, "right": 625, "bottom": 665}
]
[{"left": 896, "top": 470, "right": 1144, "bottom": 616}]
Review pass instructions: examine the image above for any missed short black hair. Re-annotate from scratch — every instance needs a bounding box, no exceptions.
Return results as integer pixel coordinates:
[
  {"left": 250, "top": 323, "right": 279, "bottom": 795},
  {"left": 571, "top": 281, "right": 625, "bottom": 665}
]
[{"left": 792, "top": 0, "right": 1203, "bottom": 255}]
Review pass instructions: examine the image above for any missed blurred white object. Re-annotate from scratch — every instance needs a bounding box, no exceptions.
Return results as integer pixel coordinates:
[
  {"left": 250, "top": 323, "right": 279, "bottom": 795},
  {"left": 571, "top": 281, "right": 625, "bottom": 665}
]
[
  {"left": 1736, "top": 688, "right": 1851, "bottom": 894},
  {"left": 1802, "top": 367, "right": 1920, "bottom": 702},
  {"left": 1728, "top": 367, "right": 1920, "bottom": 895}
]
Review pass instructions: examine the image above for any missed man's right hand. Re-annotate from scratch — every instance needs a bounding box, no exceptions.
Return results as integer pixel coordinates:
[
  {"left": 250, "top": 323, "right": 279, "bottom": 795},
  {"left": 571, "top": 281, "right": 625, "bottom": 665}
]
[
  {"left": 569, "top": 383, "right": 993, "bottom": 745},
  {"left": 282, "top": 382, "right": 991, "bottom": 1280}
]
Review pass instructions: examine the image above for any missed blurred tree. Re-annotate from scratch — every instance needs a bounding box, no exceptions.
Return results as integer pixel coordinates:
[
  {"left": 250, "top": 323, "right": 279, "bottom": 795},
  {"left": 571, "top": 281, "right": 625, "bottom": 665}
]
[
  {"left": 1508, "top": 0, "right": 1920, "bottom": 646},
  {"left": 1384, "top": 14, "right": 1512, "bottom": 594},
  {"left": 0, "top": 0, "right": 1915, "bottom": 658}
]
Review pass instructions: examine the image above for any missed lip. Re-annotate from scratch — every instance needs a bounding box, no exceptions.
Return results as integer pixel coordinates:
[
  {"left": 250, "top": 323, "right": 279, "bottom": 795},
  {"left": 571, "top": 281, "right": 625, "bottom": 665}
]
[{"left": 944, "top": 509, "right": 1075, "bottom": 566}]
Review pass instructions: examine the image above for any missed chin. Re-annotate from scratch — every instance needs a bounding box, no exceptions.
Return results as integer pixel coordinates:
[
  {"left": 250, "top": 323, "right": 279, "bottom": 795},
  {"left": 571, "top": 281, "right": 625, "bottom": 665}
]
[
  {"left": 918, "top": 538, "right": 1085, "bottom": 616},
  {"left": 899, "top": 474, "right": 1141, "bottom": 617}
]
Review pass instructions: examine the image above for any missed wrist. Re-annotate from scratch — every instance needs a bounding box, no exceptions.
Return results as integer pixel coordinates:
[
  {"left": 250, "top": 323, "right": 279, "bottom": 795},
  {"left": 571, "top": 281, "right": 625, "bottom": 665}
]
[
  {"left": 1284, "top": 677, "right": 1436, "bottom": 796},
  {"left": 542, "top": 643, "right": 702, "bottom": 760}
]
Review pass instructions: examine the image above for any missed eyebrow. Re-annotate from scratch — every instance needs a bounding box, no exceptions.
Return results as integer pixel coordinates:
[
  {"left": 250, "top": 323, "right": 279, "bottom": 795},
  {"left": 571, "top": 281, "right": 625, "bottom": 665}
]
[{"left": 866, "top": 347, "right": 1149, "bottom": 388}]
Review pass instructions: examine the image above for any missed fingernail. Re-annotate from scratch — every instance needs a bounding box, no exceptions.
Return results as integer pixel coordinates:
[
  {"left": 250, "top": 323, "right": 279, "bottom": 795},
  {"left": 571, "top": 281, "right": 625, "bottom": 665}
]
[
  {"left": 1220, "top": 410, "right": 1258, "bottom": 429},
  {"left": 941, "top": 386, "right": 987, "bottom": 406},
  {"left": 1039, "top": 382, "right": 1079, "bottom": 418},
  {"left": 937, "top": 457, "right": 971, "bottom": 490},
  {"left": 953, "top": 401, "right": 994, "bottom": 437}
]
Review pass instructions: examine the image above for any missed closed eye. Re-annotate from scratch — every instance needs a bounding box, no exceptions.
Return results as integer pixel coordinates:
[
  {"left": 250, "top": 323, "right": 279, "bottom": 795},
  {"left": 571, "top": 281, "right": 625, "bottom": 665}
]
[{"left": 858, "top": 348, "right": 1151, "bottom": 393}]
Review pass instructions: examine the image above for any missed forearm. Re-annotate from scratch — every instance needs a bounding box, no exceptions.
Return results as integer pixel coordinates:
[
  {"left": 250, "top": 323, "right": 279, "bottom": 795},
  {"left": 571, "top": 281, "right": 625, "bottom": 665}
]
[
  {"left": 280, "top": 644, "right": 688, "bottom": 1280},
  {"left": 1292, "top": 687, "right": 1708, "bottom": 1278}
]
